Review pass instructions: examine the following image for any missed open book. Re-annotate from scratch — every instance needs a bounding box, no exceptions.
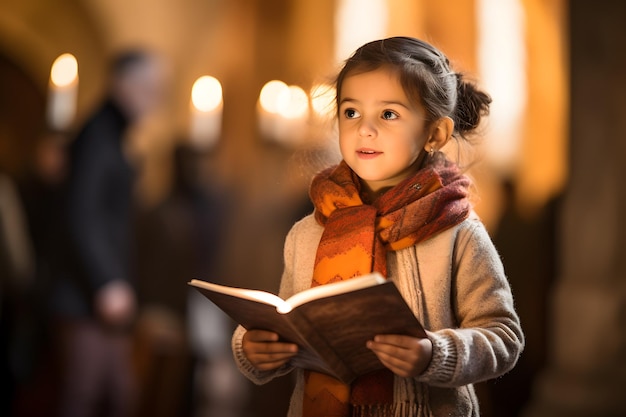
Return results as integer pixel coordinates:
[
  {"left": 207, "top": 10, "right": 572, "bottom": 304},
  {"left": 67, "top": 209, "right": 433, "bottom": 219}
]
[{"left": 188, "top": 272, "right": 427, "bottom": 384}]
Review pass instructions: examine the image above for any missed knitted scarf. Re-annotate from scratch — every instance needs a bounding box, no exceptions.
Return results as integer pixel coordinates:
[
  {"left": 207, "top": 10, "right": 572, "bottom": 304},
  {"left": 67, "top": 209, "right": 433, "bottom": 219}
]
[{"left": 304, "top": 160, "right": 471, "bottom": 417}]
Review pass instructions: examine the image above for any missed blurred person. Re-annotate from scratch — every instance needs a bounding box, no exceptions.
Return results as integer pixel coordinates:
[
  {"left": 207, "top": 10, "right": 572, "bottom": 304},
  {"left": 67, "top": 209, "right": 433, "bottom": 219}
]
[
  {"left": 477, "top": 180, "right": 559, "bottom": 416},
  {"left": 18, "top": 132, "right": 68, "bottom": 307},
  {"left": 6, "top": 132, "right": 69, "bottom": 417},
  {"left": 0, "top": 171, "right": 35, "bottom": 416},
  {"left": 51, "top": 49, "right": 166, "bottom": 417},
  {"left": 133, "top": 143, "right": 244, "bottom": 417},
  {"left": 0, "top": 172, "right": 35, "bottom": 312}
]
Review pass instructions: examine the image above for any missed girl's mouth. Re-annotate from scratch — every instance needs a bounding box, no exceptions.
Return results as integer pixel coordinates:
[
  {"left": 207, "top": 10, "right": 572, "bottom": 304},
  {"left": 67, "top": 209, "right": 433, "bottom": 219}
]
[{"left": 357, "top": 148, "right": 381, "bottom": 159}]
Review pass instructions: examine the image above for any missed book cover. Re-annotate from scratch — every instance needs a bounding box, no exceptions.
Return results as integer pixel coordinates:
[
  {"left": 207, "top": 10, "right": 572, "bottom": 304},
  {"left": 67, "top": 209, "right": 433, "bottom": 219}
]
[{"left": 188, "top": 273, "right": 427, "bottom": 384}]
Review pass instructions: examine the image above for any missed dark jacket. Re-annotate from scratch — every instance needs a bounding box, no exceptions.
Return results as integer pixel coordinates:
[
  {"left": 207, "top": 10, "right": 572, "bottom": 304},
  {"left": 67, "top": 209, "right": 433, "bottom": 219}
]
[{"left": 52, "top": 100, "right": 134, "bottom": 317}]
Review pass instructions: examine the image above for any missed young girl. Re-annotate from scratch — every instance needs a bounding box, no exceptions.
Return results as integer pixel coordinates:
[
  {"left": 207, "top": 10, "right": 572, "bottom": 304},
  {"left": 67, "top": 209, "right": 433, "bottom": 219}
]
[{"left": 232, "top": 36, "right": 524, "bottom": 417}]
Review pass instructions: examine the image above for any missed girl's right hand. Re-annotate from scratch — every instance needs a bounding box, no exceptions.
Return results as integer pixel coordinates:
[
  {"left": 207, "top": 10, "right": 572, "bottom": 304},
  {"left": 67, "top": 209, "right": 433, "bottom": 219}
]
[{"left": 242, "top": 329, "right": 298, "bottom": 371}]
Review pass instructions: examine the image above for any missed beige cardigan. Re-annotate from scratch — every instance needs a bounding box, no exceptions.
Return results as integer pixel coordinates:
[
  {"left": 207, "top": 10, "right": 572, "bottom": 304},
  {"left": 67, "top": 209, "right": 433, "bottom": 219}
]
[{"left": 232, "top": 213, "right": 524, "bottom": 416}]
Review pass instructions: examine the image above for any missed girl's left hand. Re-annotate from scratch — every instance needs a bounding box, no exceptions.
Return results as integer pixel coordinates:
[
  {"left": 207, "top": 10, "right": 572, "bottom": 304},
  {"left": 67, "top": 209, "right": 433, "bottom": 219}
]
[{"left": 366, "top": 335, "right": 433, "bottom": 378}]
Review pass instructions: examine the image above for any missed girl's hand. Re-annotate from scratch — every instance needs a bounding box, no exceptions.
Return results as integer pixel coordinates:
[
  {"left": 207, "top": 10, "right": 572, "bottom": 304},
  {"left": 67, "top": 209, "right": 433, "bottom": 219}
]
[
  {"left": 366, "top": 334, "right": 432, "bottom": 377},
  {"left": 242, "top": 329, "right": 298, "bottom": 371}
]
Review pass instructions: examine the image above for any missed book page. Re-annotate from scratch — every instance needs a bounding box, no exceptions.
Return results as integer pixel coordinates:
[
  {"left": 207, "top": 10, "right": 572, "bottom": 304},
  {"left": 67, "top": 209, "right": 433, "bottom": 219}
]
[
  {"left": 281, "top": 272, "right": 386, "bottom": 312},
  {"left": 189, "top": 279, "right": 288, "bottom": 310}
]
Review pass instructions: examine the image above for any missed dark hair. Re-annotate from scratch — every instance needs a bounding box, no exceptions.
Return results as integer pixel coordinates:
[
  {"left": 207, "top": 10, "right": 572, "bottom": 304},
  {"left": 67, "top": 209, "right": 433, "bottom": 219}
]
[
  {"left": 335, "top": 36, "right": 491, "bottom": 140},
  {"left": 109, "top": 49, "right": 154, "bottom": 78}
]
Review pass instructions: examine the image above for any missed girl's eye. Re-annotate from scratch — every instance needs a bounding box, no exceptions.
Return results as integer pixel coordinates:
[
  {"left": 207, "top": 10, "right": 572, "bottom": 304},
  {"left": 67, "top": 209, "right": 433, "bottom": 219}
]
[
  {"left": 382, "top": 110, "right": 398, "bottom": 120},
  {"left": 344, "top": 108, "right": 360, "bottom": 119}
]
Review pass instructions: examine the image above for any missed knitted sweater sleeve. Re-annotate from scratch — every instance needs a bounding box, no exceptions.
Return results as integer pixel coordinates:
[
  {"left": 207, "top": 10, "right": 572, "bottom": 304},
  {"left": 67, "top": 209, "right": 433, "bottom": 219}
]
[{"left": 415, "top": 219, "right": 525, "bottom": 387}]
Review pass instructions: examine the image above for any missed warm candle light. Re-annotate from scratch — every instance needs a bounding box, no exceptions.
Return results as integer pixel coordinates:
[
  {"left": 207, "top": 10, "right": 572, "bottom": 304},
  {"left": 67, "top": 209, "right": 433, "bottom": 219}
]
[
  {"left": 47, "top": 53, "right": 79, "bottom": 131},
  {"left": 259, "top": 80, "right": 289, "bottom": 113},
  {"left": 277, "top": 85, "right": 308, "bottom": 119},
  {"left": 258, "top": 80, "right": 310, "bottom": 145},
  {"left": 190, "top": 75, "right": 223, "bottom": 149},
  {"left": 478, "top": 0, "right": 526, "bottom": 174},
  {"left": 192, "top": 76, "right": 223, "bottom": 112},
  {"left": 335, "top": 0, "right": 388, "bottom": 62},
  {"left": 50, "top": 53, "right": 78, "bottom": 87}
]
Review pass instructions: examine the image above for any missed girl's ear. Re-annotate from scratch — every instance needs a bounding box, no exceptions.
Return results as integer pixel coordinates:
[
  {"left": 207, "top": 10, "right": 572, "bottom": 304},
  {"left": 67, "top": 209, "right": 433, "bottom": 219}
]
[{"left": 424, "top": 116, "right": 454, "bottom": 152}]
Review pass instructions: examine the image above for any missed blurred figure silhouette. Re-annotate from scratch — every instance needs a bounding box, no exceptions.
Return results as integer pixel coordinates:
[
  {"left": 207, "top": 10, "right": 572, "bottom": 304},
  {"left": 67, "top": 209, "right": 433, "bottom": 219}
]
[
  {"left": 0, "top": 171, "right": 35, "bottom": 416},
  {"left": 51, "top": 50, "right": 166, "bottom": 417},
  {"left": 7, "top": 131, "right": 68, "bottom": 417},
  {"left": 133, "top": 143, "right": 245, "bottom": 417},
  {"left": 0, "top": 171, "right": 35, "bottom": 316},
  {"left": 478, "top": 179, "right": 559, "bottom": 417}
]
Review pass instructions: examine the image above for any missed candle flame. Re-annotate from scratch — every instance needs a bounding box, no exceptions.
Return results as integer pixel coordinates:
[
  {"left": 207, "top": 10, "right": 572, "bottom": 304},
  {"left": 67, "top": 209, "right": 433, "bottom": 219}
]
[
  {"left": 259, "top": 80, "right": 289, "bottom": 114},
  {"left": 50, "top": 53, "right": 78, "bottom": 87},
  {"left": 278, "top": 85, "right": 308, "bottom": 119},
  {"left": 191, "top": 76, "right": 223, "bottom": 112},
  {"left": 259, "top": 81, "right": 309, "bottom": 118}
]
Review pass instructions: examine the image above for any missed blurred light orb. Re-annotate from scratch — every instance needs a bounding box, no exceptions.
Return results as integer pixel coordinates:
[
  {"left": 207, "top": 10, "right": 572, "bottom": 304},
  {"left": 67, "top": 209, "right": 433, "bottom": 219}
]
[
  {"left": 277, "top": 85, "right": 309, "bottom": 119},
  {"left": 191, "top": 76, "right": 223, "bottom": 112},
  {"left": 50, "top": 53, "right": 78, "bottom": 87},
  {"left": 259, "top": 80, "right": 289, "bottom": 114}
]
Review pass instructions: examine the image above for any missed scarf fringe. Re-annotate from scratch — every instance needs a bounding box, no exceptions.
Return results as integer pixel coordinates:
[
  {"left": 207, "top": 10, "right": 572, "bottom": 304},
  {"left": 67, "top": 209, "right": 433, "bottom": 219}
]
[{"left": 351, "top": 402, "right": 419, "bottom": 417}]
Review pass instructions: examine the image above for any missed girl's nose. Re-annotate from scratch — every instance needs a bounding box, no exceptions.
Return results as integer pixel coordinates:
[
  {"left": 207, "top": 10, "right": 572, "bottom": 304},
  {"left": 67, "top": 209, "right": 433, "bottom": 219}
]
[{"left": 358, "top": 117, "right": 377, "bottom": 138}]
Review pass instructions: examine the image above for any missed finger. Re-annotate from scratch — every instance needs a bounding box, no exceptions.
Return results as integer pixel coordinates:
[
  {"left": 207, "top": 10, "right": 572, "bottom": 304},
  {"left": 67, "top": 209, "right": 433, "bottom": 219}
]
[
  {"left": 369, "top": 335, "right": 430, "bottom": 360},
  {"left": 249, "top": 350, "right": 298, "bottom": 363},
  {"left": 244, "top": 330, "right": 281, "bottom": 342},
  {"left": 252, "top": 357, "right": 293, "bottom": 371},
  {"left": 368, "top": 343, "right": 414, "bottom": 370},
  {"left": 372, "top": 334, "right": 421, "bottom": 347},
  {"left": 245, "top": 341, "right": 298, "bottom": 355},
  {"left": 242, "top": 338, "right": 298, "bottom": 368},
  {"left": 367, "top": 338, "right": 414, "bottom": 359},
  {"left": 371, "top": 352, "right": 413, "bottom": 378},
  {"left": 367, "top": 337, "right": 432, "bottom": 377},
  {"left": 246, "top": 350, "right": 298, "bottom": 370},
  {"left": 375, "top": 348, "right": 412, "bottom": 365}
]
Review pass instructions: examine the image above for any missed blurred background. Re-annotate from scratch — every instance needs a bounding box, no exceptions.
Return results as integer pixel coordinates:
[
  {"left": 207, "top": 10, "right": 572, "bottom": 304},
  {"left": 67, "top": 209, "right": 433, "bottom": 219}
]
[{"left": 0, "top": 0, "right": 624, "bottom": 416}]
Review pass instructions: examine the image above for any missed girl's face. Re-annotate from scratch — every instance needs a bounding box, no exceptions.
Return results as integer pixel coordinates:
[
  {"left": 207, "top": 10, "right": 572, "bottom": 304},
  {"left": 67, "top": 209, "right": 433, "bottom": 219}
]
[{"left": 338, "top": 67, "right": 432, "bottom": 197}]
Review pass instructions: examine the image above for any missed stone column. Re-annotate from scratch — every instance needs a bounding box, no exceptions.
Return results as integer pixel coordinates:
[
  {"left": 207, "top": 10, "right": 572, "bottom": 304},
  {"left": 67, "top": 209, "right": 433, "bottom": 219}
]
[{"left": 523, "top": 1, "right": 626, "bottom": 416}]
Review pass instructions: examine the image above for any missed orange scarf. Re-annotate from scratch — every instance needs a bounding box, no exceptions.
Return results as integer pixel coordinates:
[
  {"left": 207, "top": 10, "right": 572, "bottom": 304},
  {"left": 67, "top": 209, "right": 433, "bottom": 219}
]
[{"left": 304, "top": 160, "right": 471, "bottom": 416}]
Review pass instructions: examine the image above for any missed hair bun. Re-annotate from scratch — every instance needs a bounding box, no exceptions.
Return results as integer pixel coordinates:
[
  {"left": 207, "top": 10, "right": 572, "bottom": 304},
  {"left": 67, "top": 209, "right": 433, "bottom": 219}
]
[{"left": 453, "top": 73, "right": 492, "bottom": 137}]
